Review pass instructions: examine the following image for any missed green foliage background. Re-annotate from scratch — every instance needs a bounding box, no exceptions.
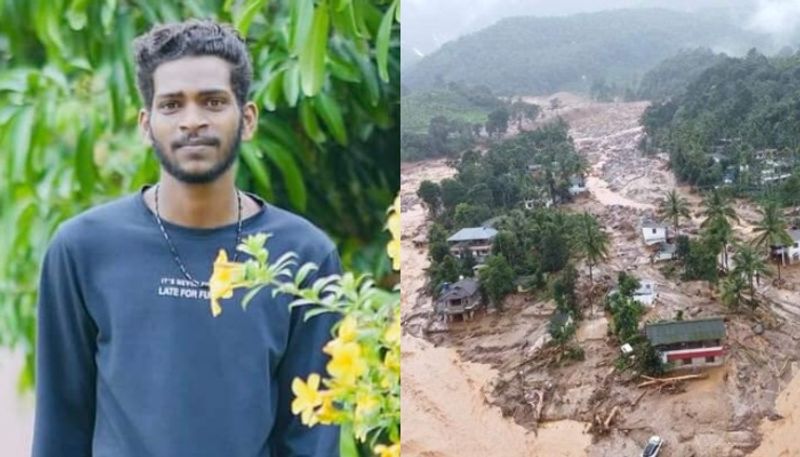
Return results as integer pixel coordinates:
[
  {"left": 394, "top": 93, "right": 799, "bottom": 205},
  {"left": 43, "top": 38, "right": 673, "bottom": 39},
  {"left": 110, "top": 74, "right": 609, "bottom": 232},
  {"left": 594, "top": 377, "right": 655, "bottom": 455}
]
[{"left": 0, "top": 0, "right": 399, "bottom": 390}]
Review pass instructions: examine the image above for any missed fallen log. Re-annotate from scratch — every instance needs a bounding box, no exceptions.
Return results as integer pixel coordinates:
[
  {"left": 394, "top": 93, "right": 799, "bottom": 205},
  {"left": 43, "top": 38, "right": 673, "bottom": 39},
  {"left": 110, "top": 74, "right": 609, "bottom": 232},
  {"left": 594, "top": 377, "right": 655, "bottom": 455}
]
[
  {"left": 604, "top": 405, "right": 620, "bottom": 429},
  {"left": 636, "top": 373, "right": 708, "bottom": 388}
]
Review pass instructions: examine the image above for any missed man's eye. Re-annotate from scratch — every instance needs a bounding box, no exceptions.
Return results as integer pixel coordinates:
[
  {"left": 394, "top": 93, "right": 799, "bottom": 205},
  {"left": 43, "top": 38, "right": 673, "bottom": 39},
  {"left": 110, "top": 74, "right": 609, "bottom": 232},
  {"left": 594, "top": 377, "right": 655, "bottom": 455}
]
[
  {"left": 160, "top": 101, "right": 179, "bottom": 110},
  {"left": 207, "top": 98, "right": 225, "bottom": 108}
]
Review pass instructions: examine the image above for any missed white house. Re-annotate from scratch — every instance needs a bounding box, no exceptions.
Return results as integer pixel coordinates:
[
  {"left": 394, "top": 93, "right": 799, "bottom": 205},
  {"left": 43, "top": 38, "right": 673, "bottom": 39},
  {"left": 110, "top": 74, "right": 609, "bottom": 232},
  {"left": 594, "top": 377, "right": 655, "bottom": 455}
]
[
  {"left": 652, "top": 242, "right": 677, "bottom": 262},
  {"left": 633, "top": 280, "right": 658, "bottom": 307},
  {"left": 641, "top": 219, "right": 669, "bottom": 246},
  {"left": 568, "top": 174, "right": 588, "bottom": 195},
  {"left": 645, "top": 317, "right": 726, "bottom": 371},
  {"left": 772, "top": 228, "right": 800, "bottom": 266},
  {"left": 523, "top": 197, "right": 553, "bottom": 210}
]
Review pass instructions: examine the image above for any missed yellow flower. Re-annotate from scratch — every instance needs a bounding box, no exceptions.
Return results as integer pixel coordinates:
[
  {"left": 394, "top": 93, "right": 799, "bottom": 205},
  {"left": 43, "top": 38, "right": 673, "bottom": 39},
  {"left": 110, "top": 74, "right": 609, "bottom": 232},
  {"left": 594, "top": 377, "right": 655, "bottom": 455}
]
[
  {"left": 337, "top": 315, "right": 358, "bottom": 343},
  {"left": 383, "top": 348, "right": 399, "bottom": 374},
  {"left": 291, "top": 373, "right": 323, "bottom": 426},
  {"left": 208, "top": 249, "right": 245, "bottom": 317},
  {"left": 323, "top": 340, "right": 367, "bottom": 386},
  {"left": 387, "top": 238, "right": 400, "bottom": 271},
  {"left": 386, "top": 195, "right": 400, "bottom": 271},
  {"left": 355, "top": 391, "right": 380, "bottom": 420},
  {"left": 384, "top": 317, "right": 400, "bottom": 345},
  {"left": 315, "top": 390, "right": 340, "bottom": 425},
  {"left": 374, "top": 443, "right": 400, "bottom": 457}
]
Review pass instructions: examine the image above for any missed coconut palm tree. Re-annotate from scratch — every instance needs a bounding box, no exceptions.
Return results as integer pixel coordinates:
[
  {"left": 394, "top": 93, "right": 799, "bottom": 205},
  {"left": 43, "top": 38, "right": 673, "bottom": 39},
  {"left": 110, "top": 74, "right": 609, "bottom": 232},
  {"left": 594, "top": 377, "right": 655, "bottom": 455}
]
[
  {"left": 752, "top": 200, "right": 793, "bottom": 282},
  {"left": 658, "top": 189, "right": 691, "bottom": 236},
  {"left": 701, "top": 189, "right": 739, "bottom": 228},
  {"left": 701, "top": 189, "right": 739, "bottom": 271},
  {"left": 721, "top": 274, "right": 746, "bottom": 310},
  {"left": 575, "top": 212, "right": 609, "bottom": 285},
  {"left": 732, "top": 244, "right": 770, "bottom": 308}
]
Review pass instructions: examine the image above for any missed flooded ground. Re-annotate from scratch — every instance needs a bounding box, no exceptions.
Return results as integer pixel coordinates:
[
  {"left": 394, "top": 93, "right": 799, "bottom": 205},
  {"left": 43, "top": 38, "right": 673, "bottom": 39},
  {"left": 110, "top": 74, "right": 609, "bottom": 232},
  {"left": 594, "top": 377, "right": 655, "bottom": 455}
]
[{"left": 402, "top": 93, "right": 800, "bottom": 456}]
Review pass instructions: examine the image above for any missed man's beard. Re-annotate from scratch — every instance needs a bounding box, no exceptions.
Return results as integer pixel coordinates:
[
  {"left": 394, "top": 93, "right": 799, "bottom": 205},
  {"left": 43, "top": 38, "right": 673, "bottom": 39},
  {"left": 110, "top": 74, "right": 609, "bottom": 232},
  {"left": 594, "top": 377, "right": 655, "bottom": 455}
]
[{"left": 151, "top": 122, "right": 242, "bottom": 184}]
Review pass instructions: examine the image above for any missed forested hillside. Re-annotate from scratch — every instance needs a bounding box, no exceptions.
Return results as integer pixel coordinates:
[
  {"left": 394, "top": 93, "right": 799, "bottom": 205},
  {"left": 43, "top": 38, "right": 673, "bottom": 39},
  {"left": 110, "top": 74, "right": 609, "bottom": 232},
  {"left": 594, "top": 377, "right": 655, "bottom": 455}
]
[
  {"left": 404, "top": 8, "right": 767, "bottom": 95},
  {"left": 642, "top": 49, "right": 800, "bottom": 201},
  {"left": 636, "top": 48, "right": 729, "bottom": 101}
]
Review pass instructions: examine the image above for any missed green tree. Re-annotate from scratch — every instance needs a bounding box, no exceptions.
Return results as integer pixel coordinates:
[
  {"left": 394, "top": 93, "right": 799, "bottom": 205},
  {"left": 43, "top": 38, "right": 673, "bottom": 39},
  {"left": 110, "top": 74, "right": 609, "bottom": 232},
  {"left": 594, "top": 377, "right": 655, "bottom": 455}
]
[
  {"left": 485, "top": 107, "right": 509, "bottom": 137},
  {"left": 658, "top": 189, "right": 690, "bottom": 235},
  {"left": 609, "top": 294, "right": 643, "bottom": 343},
  {"left": 0, "top": 0, "right": 400, "bottom": 389},
  {"left": 479, "top": 254, "right": 515, "bottom": 310},
  {"left": 552, "top": 264, "right": 579, "bottom": 317},
  {"left": 440, "top": 178, "right": 467, "bottom": 211},
  {"left": 574, "top": 212, "right": 609, "bottom": 284},
  {"left": 732, "top": 243, "right": 770, "bottom": 308},
  {"left": 417, "top": 180, "right": 441, "bottom": 216},
  {"left": 721, "top": 274, "right": 747, "bottom": 310},
  {"left": 752, "top": 200, "right": 792, "bottom": 282}
]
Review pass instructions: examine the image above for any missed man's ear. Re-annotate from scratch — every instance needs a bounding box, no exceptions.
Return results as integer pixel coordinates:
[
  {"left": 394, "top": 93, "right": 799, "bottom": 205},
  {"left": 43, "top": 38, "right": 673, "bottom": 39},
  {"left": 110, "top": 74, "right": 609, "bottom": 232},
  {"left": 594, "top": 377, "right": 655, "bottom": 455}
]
[
  {"left": 138, "top": 109, "right": 153, "bottom": 146},
  {"left": 241, "top": 101, "right": 258, "bottom": 141}
]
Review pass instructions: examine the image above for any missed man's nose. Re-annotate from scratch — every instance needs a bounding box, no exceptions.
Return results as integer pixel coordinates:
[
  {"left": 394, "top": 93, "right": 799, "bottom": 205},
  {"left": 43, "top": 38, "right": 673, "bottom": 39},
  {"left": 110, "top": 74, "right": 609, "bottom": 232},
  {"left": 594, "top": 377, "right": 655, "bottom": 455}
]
[{"left": 178, "top": 104, "right": 209, "bottom": 134}]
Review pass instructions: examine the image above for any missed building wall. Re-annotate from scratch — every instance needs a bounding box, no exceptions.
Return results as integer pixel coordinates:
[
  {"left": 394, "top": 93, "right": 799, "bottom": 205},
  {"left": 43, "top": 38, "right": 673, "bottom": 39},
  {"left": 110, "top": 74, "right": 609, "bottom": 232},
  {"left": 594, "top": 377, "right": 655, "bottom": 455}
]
[{"left": 642, "top": 227, "right": 667, "bottom": 245}]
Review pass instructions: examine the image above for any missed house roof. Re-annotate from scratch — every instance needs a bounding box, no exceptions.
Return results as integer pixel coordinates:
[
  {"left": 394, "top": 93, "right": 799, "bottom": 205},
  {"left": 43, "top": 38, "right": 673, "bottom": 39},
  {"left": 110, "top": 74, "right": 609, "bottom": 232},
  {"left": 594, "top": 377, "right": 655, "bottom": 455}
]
[
  {"left": 657, "top": 242, "right": 677, "bottom": 254},
  {"left": 642, "top": 218, "right": 669, "bottom": 229},
  {"left": 439, "top": 278, "right": 480, "bottom": 301},
  {"left": 447, "top": 227, "right": 498, "bottom": 243},
  {"left": 645, "top": 317, "right": 725, "bottom": 346}
]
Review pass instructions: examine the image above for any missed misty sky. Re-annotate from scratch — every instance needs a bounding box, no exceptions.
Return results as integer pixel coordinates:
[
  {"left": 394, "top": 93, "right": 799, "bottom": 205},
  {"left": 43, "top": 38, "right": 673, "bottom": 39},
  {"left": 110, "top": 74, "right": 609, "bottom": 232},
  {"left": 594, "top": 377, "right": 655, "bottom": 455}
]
[{"left": 402, "top": 0, "right": 800, "bottom": 63}]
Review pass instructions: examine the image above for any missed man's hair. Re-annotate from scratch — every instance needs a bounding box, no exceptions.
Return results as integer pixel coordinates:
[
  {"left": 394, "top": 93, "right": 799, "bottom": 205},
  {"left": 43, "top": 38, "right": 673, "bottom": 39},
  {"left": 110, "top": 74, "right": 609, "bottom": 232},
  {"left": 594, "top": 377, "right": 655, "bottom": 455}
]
[{"left": 133, "top": 20, "right": 253, "bottom": 110}]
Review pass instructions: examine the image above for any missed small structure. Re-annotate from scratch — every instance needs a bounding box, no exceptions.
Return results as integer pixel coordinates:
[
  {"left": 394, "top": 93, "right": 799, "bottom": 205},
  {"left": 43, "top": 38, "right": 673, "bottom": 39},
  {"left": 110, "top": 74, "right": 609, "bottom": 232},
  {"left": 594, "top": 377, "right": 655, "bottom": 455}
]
[
  {"left": 523, "top": 197, "right": 554, "bottom": 210},
  {"left": 568, "top": 174, "right": 588, "bottom": 195},
  {"left": 645, "top": 317, "right": 726, "bottom": 371},
  {"left": 641, "top": 218, "right": 669, "bottom": 246},
  {"left": 435, "top": 278, "right": 482, "bottom": 322},
  {"left": 548, "top": 310, "right": 574, "bottom": 340},
  {"left": 447, "top": 227, "right": 498, "bottom": 263},
  {"left": 771, "top": 228, "right": 800, "bottom": 266},
  {"left": 652, "top": 242, "right": 677, "bottom": 262},
  {"left": 633, "top": 280, "right": 658, "bottom": 306}
]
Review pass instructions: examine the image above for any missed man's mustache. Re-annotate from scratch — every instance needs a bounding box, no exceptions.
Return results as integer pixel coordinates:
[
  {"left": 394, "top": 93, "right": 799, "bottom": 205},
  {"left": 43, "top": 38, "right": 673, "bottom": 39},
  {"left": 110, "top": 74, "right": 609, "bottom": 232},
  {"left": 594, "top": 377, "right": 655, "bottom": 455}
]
[{"left": 172, "top": 136, "right": 220, "bottom": 149}]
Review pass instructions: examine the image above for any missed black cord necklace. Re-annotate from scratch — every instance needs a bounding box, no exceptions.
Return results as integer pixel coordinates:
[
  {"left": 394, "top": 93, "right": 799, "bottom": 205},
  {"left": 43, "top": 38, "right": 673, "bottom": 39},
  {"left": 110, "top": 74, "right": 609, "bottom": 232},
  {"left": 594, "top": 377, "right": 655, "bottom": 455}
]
[{"left": 152, "top": 183, "right": 243, "bottom": 289}]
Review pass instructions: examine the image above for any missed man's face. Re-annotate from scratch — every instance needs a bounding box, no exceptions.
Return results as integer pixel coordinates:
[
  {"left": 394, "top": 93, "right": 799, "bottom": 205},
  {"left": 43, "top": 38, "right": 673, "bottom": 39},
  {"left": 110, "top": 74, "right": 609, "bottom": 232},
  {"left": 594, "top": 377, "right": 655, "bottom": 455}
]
[{"left": 139, "top": 55, "right": 256, "bottom": 184}]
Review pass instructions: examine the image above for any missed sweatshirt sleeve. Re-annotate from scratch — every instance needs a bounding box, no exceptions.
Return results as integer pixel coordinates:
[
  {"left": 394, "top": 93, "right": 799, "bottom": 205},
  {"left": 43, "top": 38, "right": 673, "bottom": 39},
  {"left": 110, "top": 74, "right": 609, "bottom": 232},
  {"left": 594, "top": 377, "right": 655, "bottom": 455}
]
[
  {"left": 269, "top": 249, "right": 342, "bottom": 457},
  {"left": 32, "top": 233, "right": 98, "bottom": 457}
]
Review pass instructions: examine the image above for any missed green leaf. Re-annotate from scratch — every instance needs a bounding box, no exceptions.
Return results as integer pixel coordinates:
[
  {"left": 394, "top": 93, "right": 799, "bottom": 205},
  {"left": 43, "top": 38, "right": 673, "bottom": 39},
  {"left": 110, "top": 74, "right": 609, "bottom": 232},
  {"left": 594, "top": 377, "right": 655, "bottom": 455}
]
[
  {"left": 314, "top": 92, "right": 348, "bottom": 145},
  {"left": 299, "top": 4, "right": 329, "bottom": 97},
  {"left": 327, "top": 50, "right": 362, "bottom": 83},
  {"left": 376, "top": 0, "right": 397, "bottom": 82},
  {"left": 263, "top": 140, "right": 308, "bottom": 211},
  {"left": 235, "top": 0, "right": 268, "bottom": 37},
  {"left": 335, "top": 0, "right": 351, "bottom": 12},
  {"left": 241, "top": 284, "right": 267, "bottom": 309},
  {"left": 262, "top": 70, "right": 284, "bottom": 111},
  {"left": 240, "top": 143, "right": 274, "bottom": 201},
  {"left": 17, "top": 352, "right": 34, "bottom": 393},
  {"left": 66, "top": 0, "right": 90, "bottom": 30},
  {"left": 102, "top": 0, "right": 118, "bottom": 33},
  {"left": 75, "top": 126, "right": 96, "bottom": 198},
  {"left": 339, "top": 422, "right": 359, "bottom": 457},
  {"left": 8, "top": 107, "right": 34, "bottom": 184},
  {"left": 299, "top": 98, "right": 326, "bottom": 143},
  {"left": 290, "top": 0, "right": 314, "bottom": 54},
  {"left": 282, "top": 62, "right": 300, "bottom": 107}
]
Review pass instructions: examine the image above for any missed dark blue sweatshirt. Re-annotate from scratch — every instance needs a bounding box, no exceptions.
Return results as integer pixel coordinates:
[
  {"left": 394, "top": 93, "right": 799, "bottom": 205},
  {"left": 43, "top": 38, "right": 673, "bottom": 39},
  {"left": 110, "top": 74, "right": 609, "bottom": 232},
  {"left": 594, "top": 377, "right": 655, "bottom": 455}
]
[{"left": 32, "top": 187, "right": 341, "bottom": 457}]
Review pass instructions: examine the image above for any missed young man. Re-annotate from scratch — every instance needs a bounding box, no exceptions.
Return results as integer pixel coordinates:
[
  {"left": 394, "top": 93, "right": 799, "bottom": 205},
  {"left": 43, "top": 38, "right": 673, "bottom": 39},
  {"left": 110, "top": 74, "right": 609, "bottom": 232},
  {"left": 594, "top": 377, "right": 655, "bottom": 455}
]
[{"left": 32, "top": 20, "right": 340, "bottom": 456}]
